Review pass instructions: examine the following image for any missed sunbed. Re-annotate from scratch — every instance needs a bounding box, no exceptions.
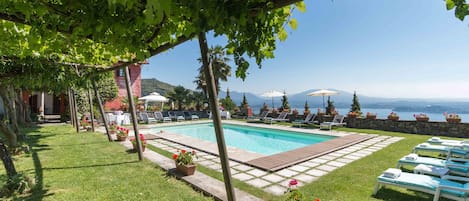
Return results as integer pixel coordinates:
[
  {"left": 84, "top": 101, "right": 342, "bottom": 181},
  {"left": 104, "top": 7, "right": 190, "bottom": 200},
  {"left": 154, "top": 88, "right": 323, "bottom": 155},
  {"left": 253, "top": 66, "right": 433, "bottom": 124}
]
[
  {"left": 374, "top": 168, "right": 469, "bottom": 201},
  {"left": 140, "top": 112, "right": 157, "bottom": 124},
  {"left": 247, "top": 111, "right": 271, "bottom": 123},
  {"left": 293, "top": 113, "right": 318, "bottom": 127},
  {"left": 319, "top": 115, "right": 346, "bottom": 130},
  {"left": 264, "top": 112, "right": 289, "bottom": 124},
  {"left": 413, "top": 143, "right": 469, "bottom": 157},
  {"left": 398, "top": 153, "right": 469, "bottom": 176},
  {"left": 428, "top": 137, "right": 469, "bottom": 147},
  {"left": 154, "top": 112, "right": 171, "bottom": 122}
]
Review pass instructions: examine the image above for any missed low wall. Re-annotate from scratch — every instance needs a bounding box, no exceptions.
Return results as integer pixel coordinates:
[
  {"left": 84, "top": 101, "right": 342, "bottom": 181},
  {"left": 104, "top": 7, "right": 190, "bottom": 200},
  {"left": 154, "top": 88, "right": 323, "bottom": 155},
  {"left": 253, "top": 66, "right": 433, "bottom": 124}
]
[{"left": 346, "top": 118, "right": 469, "bottom": 138}]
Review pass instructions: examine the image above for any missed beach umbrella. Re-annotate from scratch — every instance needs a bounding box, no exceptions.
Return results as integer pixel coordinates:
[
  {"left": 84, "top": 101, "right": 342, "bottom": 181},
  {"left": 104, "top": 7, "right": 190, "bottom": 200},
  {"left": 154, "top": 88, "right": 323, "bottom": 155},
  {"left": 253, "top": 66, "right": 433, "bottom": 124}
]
[
  {"left": 261, "top": 90, "right": 284, "bottom": 109},
  {"left": 138, "top": 92, "right": 168, "bottom": 110},
  {"left": 307, "top": 89, "right": 339, "bottom": 109}
]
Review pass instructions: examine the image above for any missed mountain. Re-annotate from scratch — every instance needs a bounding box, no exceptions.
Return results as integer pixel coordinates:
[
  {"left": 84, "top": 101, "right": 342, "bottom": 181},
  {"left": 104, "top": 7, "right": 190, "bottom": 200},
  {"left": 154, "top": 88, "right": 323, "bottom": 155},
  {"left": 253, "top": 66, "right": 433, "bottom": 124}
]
[
  {"left": 141, "top": 79, "right": 469, "bottom": 113},
  {"left": 141, "top": 78, "right": 177, "bottom": 96}
]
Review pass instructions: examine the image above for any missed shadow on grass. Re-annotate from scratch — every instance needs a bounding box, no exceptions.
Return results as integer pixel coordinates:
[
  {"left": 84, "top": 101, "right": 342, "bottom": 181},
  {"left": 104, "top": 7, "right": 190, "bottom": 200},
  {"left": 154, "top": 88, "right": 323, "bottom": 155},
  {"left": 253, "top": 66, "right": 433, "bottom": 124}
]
[
  {"left": 373, "top": 188, "right": 443, "bottom": 201},
  {"left": 42, "top": 161, "right": 138, "bottom": 170}
]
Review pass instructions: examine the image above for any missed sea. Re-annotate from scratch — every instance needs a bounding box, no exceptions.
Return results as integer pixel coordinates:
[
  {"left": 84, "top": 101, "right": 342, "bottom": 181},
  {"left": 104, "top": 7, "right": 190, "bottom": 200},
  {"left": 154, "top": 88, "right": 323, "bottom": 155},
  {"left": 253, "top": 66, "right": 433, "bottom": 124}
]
[{"left": 249, "top": 107, "right": 469, "bottom": 123}]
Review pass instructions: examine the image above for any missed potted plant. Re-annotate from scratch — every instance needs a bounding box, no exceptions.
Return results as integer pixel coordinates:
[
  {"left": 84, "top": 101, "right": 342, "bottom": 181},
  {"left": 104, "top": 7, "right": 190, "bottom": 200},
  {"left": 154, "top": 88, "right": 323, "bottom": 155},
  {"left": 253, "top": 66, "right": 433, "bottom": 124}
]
[
  {"left": 81, "top": 117, "right": 90, "bottom": 130},
  {"left": 172, "top": 149, "right": 198, "bottom": 176},
  {"left": 366, "top": 112, "right": 377, "bottom": 120},
  {"left": 284, "top": 179, "right": 321, "bottom": 201},
  {"left": 414, "top": 113, "right": 429, "bottom": 122},
  {"left": 444, "top": 112, "right": 461, "bottom": 123},
  {"left": 347, "top": 111, "right": 359, "bottom": 118},
  {"left": 116, "top": 127, "right": 129, "bottom": 141},
  {"left": 387, "top": 112, "right": 400, "bottom": 121},
  {"left": 131, "top": 134, "right": 146, "bottom": 152}
]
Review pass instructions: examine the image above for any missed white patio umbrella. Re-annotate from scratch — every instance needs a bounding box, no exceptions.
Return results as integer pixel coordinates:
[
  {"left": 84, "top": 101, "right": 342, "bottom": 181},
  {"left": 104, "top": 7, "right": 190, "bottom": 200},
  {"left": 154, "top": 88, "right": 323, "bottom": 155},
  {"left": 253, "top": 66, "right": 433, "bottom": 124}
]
[
  {"left": 138, "top": 92, "right": 168, "bottom": 110},
  {"left": 307, "top": 89, "right": 339, "bottom": 109},
  {"left": 261, "top": 90, "right": 284, "bottom": 109}
]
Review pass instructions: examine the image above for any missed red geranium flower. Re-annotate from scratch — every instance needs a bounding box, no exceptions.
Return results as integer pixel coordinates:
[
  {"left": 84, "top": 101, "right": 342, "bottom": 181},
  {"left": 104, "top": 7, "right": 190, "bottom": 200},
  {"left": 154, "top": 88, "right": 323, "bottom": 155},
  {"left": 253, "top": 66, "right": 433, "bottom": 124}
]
[
  {"left": 172, "top": 154, "right": 178, "bottom": 160},
  {"left": 289, "top": 179, "right": 298, "bottom": 187},
  {"left": 181, "top": 150, "right": 186, "bottom": 154}
]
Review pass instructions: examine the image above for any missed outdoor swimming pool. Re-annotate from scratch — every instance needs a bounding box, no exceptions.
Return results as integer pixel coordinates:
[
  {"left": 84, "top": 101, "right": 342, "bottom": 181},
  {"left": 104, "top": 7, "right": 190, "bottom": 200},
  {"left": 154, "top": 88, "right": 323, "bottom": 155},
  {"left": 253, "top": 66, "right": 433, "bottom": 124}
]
[{"left": 156, "top": 123, "right": 336, "bottom": 155}]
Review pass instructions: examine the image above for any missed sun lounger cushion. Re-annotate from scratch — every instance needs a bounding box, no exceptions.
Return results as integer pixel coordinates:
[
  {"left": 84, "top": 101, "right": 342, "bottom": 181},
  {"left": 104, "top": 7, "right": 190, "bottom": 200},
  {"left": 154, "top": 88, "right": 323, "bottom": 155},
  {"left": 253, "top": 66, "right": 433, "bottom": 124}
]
[{"left": 405, "top": 153, "right": 419, "bottom": 161}]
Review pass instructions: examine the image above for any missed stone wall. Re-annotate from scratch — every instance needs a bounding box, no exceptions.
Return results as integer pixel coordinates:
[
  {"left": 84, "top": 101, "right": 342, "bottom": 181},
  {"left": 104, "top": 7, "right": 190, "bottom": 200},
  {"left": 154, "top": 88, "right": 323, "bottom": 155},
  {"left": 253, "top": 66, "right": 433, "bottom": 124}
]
[{"left": 346, "top": 118, "right": 469, "bottom": 138}]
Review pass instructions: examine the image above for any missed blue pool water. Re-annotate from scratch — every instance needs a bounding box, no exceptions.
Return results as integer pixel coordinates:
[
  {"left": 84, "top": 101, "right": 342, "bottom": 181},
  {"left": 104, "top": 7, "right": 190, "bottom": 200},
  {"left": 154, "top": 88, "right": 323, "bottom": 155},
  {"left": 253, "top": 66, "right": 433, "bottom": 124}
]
[{"left": 156, "top": 123, "right": 336, "bottom": 155}]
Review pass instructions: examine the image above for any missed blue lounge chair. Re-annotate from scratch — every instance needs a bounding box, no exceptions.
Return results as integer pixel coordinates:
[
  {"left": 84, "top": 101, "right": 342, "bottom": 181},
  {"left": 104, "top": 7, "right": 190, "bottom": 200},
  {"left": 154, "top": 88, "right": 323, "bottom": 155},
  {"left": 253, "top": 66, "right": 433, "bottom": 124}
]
[
  {"left": 154, "top": 112, "right": 171, "bottom": 122},
  {"left": 247, "top": 111, "right": 271, "bottom": 123},
  {"left": 413, "top": 143, "right": 469, "bottom": 157},
  {"left": 398, "top": 153, "right": 469, "bottom": 176},
  {"left": 428, "top": 137, "right": 469, "bottom": 147},
  {"left": 374, "top": 168, "right": 469, "bottom": 201}
]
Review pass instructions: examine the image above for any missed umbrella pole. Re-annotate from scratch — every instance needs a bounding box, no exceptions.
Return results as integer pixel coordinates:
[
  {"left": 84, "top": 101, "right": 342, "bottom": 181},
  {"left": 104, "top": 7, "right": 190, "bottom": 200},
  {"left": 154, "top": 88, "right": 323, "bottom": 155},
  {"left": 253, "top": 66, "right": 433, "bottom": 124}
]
[
  {"left": 322, "top": 95, "right": 325, "bottom": 110},
  {"left": 271, "top": 97, "right": 274, "bottom": 109}
]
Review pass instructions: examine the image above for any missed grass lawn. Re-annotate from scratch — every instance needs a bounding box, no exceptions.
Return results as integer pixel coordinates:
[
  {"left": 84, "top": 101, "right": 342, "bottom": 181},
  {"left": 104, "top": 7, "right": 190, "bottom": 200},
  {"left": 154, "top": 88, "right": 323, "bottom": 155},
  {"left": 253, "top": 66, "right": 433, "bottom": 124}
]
[
  {"left": 0, "top": 125, "right": 212, "bottom": 201},
  {"left": 151, "top": 121, "right": 457, "bottom": 201}
]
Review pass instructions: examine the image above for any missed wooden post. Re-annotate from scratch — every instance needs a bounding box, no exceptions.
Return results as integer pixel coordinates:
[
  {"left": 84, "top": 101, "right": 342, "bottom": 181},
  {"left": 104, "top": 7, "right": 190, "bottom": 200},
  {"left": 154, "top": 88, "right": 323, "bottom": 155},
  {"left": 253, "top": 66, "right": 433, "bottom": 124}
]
[
  {"left": 198, "top": 32, "right": 236, "bottom": 201},
  {"left": 92, "top": 79, "right": 112, "bottom": 142},
  {"left": 71, "top": 90, "right": 79, "bottom": 133},
  {"left": 87, "top": 86, "right": 95, "bottom": 132},
  {"left": 123, "top": 66, "right": 143, "bottom": 160},
  {"left": 68, "top": 89, "right": 75, "bottom": 127}
]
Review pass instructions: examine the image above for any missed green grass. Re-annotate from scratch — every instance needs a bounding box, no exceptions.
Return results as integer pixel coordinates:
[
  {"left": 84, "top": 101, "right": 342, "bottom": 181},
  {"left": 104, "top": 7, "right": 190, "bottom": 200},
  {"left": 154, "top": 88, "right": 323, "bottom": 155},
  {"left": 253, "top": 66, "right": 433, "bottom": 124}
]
[
  {"left": 1, "top": 125, "right": 212, "bottom": 201},
  {"left": 151, "top": 121, "right": 457, "bottom": 201}
]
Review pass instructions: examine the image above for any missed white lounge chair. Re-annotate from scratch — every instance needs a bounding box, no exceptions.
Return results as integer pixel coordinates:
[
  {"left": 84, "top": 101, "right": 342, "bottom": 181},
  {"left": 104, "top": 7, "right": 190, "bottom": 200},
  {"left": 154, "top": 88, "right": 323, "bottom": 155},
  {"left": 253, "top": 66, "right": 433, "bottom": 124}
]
[
  {"left": 374, "top": 168, "right": 469, "bottom": 201},
  {"left": 247, "top": 111, "right": 271, "bottom": 123},
  {"left": 140, "top": 112, "right": 157, "bottom": 124},
  {"left": 428, "top": 137, "right": 469, "bottom": 147},
  {"left": 264, "top": 112, "right": 289, "bottom": 124},
  {"left": 319, "top": 115, "right": 346, "bottom": 130},
  {"left": 154, "top": 112, "right": 171, "bottom": 122},
  {"left": 293, "top": 113, "right": 318, "bottom": 127}
]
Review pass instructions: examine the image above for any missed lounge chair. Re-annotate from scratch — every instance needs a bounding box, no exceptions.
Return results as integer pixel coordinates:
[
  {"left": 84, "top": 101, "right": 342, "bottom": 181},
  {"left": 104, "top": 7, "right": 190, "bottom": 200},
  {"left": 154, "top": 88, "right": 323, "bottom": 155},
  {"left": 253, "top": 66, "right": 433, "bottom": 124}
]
[
  {"left": 373, "top": 168, "right": 469, "bottom": 201},
  {"left": 428, "top": 137, "right": 469, "bottom": 147},
  {"left": 397, "top": 153, "right": 469, "bottom": 176},
  {"left": 174, "top": 111, "right": 186, "bottom": 122},
  {"left": 293, "top": 113, "right": 318, "bottom": 127},
  {"left": 183, "top": 112, "right": 199, "bottom": 120},
  {"left": 319, "top": 115, "right": 346, "bottom": 130},
  {"left": 154, "top": 112, "right": 171, "bottom": 122},
  {"left": 140, "top": 112, "right": 157, "bottom": 124},
  {"left": 413, "top": 143, "right": 469, "bottom": 157},
  {"left": 264, "top": 112, "right": 289, "bottom": 124},
  {"left": 247, "top": 111, "right": 271, "bottom": 123}
]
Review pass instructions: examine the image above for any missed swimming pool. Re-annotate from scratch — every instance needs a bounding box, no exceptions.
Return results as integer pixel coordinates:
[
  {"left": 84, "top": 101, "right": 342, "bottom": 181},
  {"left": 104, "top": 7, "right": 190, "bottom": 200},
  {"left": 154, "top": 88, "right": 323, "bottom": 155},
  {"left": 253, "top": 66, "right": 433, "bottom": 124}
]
[{"left": 156, "top": 123, "right": 336, "bottom": 155}]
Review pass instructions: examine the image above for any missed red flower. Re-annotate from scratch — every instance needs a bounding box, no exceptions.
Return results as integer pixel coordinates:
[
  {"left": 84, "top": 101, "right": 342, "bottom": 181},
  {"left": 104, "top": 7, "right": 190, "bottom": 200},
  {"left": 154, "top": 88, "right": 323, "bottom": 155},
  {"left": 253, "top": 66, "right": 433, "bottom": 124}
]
[
  {"left": 289, "top": 179, "right": 298, "bottom": 186},
  {"left": 125, "top": 129, "right": 129, "bottom": 134},
  {"left": 172, "top": 154, "right": 178, "bottom": 159},
  {"left": 181, "top": 150, "right": 186, "bottom": 154},
  {"left": 315, "top": 199, "right": 321, "bottom": 201}
]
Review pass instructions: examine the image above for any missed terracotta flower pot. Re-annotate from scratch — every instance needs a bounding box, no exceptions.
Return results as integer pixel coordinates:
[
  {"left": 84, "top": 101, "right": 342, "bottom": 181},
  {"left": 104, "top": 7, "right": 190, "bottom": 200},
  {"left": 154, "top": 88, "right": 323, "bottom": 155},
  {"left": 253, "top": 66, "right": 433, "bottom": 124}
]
[
  {"left": 366, "top": 115, "right": 376, "bottom": 120},
  {"left": 387, "top": 116, "right": 399, "bottom": 121},
  {"left": 116, "top": 135, "right": 127, "bottom": 141},
  {"left": 447, "top": 118, "right": 461, "bottom": 123},
  {"left": 416, "top": 117, "right": 429, "bottom": 122},
  {"left": 348, "top": 114, "right": 358, "bottom": 118},
  {"left": 132, "top": 142, "right": 146, "bottom": 152},
  {"left": 175, "top": 162, "right": 197, "bottom": 176}
]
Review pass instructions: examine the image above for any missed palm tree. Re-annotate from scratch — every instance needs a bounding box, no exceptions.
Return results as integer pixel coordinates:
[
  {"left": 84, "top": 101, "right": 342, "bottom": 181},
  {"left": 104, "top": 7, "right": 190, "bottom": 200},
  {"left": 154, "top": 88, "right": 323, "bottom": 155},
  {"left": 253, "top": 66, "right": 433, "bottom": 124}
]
[
  {"left": 192, "top": 91, "right": 207, "bottom": 111},
  {"left": 167, "top": 86, "right": 191, "bottom": 110},
  {"left": 194, "top": 45, "right": 232, "bottom": 96}
]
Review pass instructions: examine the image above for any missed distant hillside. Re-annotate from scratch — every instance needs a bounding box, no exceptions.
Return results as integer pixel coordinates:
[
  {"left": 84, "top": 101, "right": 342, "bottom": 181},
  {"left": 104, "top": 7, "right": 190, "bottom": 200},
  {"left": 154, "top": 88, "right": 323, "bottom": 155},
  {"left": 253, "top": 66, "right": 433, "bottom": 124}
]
[{"left": 141, "top": 78, "right": 177, "bottom": 96}]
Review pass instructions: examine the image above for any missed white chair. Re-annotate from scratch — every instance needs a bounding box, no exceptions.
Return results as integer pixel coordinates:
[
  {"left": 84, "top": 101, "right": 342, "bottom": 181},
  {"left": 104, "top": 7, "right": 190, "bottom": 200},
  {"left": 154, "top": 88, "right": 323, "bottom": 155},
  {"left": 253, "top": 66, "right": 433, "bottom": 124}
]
[{"left": 319, "top": 115, "right": 346, "bottom": 130}]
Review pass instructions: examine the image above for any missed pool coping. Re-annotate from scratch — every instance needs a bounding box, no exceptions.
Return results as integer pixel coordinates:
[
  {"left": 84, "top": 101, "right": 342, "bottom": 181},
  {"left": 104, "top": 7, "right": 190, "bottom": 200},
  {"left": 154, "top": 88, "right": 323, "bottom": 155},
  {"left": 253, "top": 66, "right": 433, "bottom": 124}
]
[{"left": 142, "top": 120, "right": 376, "bottom": 171}]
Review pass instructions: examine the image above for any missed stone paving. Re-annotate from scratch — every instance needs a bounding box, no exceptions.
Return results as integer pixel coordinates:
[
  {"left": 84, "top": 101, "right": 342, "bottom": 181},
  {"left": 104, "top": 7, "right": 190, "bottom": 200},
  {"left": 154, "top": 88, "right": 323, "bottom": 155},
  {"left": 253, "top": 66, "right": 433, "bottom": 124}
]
[{"left": 147, "top": 132, "right": 403, "bottom": 195}]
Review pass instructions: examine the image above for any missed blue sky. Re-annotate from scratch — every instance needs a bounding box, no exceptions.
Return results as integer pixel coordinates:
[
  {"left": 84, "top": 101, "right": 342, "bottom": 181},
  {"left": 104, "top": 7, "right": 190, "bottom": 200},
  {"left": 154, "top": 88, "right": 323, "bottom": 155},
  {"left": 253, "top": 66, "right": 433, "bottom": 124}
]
[{"left": 143, "top": 0, "right": 469, "bottom": 100}]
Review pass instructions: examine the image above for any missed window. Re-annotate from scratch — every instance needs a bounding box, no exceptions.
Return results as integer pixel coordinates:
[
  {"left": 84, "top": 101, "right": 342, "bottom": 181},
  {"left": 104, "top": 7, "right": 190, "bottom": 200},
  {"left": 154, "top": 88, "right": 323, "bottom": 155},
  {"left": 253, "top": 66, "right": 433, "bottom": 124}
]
[{"left": 116, "top": 69, "right": 124, "bottom": 77}]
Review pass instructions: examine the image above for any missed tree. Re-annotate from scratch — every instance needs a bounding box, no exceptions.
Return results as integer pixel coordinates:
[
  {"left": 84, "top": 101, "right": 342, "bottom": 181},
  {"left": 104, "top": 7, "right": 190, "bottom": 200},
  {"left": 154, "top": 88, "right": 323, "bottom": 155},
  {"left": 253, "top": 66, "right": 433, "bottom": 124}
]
[
  {"left": 350, "top": 91, "right": 362, "bottom": 115},
  {"left": 304, "top": 101, "right": 310, "bottom": 114},
  {"left": 76, "top": 72, "right": 119, "bottom": 115},
  {"left": 167, "top": 86, "right": 191, "bottom": 110},
  {"left": 195, "top": 45, "right": 232, "bottom": 95},
  {"left": 240, "top": 93, "right": 249, "bottom": 108},
  {"left": 325, "top": 96, "right": 336, "bottom": 115},
  {"left": 280, "top": 91, "right": 290, "bottom": 111},
  {"left": 220, "top": 88, "right": 236, "bottom": 112},
  {"left": 192, "top": 91, "right": 207, "bottom": 111}
]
